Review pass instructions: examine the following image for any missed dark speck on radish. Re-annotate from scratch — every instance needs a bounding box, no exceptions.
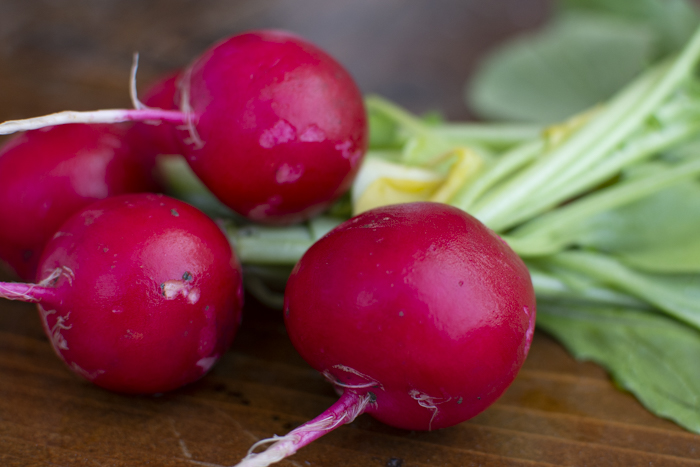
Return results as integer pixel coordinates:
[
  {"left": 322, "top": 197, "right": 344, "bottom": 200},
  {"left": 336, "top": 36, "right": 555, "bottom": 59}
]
[
  {"left": 0, "top": 193, "right": 244, "bottom": 394},
  {"left": 234, "top": 202, "right": 536, "bottom": 466}
]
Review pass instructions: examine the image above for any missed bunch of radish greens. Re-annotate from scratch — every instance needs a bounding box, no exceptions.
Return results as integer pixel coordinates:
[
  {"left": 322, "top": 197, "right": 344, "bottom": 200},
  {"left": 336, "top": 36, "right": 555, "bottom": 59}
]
[{"left": 223, "top": 14, "right": 700, "bottom": 434}]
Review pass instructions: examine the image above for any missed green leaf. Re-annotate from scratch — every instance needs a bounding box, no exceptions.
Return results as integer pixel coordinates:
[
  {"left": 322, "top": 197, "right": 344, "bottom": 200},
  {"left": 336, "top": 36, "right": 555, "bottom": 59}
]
[
  {"left": 537, "top": 299, "right": 700, "bottom": 433},
  {"left": 546, "top": 251, "right": 700, "bottom": 330},
  {"left": 368, "top": 105, "right": 403, "bottom": 150},
  {"left": 617, "top": 238, "right": 700, "bottom": 273},
  {"left": 466, "top": 13, "right": 655, "bottom": 123},
  {"left": 560, "top": 0, "right": 700, "bottom": 56},
  {"left": 528, "top": 261, "right": 648, "bottom": 308},
  {"left": 574, "top": 180, "right": 700, "bottom": 272}
]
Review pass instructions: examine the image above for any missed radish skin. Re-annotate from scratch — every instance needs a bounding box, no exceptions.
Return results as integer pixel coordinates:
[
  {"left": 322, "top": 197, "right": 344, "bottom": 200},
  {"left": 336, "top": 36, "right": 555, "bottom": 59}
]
[
  {"left": 236, "top": 202, "right": 536, "bottom": 466},
  {"left": 0, "top": 193, "right": 244, "bottom": 394},
  {"left": 174, "top": 29, "right": 367, "bottom": 224},
  {"left": 0, "top": 123, "right": 161, "bottom": 280}
]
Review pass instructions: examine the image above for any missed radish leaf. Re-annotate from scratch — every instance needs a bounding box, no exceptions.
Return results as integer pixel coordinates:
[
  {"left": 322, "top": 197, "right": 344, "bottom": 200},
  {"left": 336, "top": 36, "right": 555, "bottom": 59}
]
[
  {"left": 466, "top": 13, "right": 654, "bottom": 123},
  {"left": 537, "top": 298, "right": 700, "bottom": 433}
]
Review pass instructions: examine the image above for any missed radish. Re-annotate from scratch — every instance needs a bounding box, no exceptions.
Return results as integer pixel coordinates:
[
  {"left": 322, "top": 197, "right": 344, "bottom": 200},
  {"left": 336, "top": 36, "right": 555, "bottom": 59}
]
[
  {"left": 235, "top": 202, "right": 536, "bottom": 466},
  {"left": 0, "top": 193, "right": 243, "bottom": 394},
  {"left": 0, "top": 30, "right": 368, "bottom": 224},
  {"left": 0, "top": 123, "right": 160, "bottom": 281}
]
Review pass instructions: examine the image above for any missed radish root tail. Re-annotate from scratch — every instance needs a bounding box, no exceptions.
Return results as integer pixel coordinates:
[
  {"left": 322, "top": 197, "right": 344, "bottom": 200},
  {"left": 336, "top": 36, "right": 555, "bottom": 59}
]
[{"left": 234, "top": 391, "right": 374, "bottom": 467}]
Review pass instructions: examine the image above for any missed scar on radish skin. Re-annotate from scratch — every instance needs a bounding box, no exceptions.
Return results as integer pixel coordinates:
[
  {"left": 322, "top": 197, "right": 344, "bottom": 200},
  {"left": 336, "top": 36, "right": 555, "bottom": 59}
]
[{"left": 160, "top": 279, "right": 201, "bottom": 304}]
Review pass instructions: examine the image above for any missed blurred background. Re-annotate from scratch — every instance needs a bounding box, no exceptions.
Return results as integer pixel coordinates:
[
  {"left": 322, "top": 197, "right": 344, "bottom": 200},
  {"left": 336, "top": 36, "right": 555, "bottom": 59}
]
[{"left": 0, "top": 0, "right": 552, "bottom": 122}]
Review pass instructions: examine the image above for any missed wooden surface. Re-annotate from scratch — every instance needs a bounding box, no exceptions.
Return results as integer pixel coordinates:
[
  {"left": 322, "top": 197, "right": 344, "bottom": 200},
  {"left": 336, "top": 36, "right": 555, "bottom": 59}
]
[{"left": 1, "top": 1, "right": 700, "bottom": 466}]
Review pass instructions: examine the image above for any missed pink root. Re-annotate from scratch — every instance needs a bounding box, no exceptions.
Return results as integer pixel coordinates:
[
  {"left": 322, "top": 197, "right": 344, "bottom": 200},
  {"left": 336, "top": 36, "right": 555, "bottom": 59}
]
[
  {"left": 0, "top": 281, "right": 56, "bottom": 303},
  {"left": 234, "top": 390, "right": 374, "bottom": 467}
]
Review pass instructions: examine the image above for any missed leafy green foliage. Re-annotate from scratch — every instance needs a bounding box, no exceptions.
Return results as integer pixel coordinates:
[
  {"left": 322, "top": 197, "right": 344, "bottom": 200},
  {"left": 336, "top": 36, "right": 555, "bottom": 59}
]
[
  {"left": 537, "top": 299, "right": 700, "bottom": 432},
  {"left": 466, "top": 0, "right": 700, "bottom": 123},
  {"left": 574, "top": 180, "right": 700, "bottom": 272},
  {"left": 562, "top": 0, "right": 700, "bottom": 55},
  {"left": 545, "top": 251, "right": 700, "bottom": 330}
]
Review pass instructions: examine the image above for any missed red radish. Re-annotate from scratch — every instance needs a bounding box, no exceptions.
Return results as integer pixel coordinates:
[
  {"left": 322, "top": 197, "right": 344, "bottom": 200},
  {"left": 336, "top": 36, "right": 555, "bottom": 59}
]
[
  {"left": 0, "top": 193, "right": 243, "bottom": 394},
  {"left": 175, "top": 29, "right": 367, "bottom": 223},
  {"left": 0, "top": 123, "right": 159, "bottom": 281},
  {"left": 235, "top": 202, "right": 536, "bottom": 466},
  {"left": 0, "top": 30, "right": 368, "bottom": 224}
]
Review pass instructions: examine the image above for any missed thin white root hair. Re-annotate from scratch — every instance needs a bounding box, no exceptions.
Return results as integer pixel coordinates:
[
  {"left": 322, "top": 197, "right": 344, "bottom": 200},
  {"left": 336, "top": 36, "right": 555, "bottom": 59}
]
[
  {"left": 409, "top": 389, "right": 452, "bottom": 431},
  {"left": 321, "top": 370, "right": 377, "bottom": 389},
  {"left": 178, "top": 66, "right": 204, "bottom": 148},
  {"left": 322, "top": 364, "right": 384, "bottom": 390},
  {"left": 130, "top": 52, "right": 147, "bottom": 110},
  {"left": 38, "top": 267, "right": 63, "bottom": 287},
  {"left": 60, "top": 266, "right": 76, "bottom": 286}
]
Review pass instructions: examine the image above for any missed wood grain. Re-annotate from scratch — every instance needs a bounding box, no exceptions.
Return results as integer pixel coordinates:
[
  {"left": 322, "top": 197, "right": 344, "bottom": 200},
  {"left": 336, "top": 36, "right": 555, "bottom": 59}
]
[
  {"left": 2, "top": 294, "right": 700, "bottom": 466},
  {"left": 1, "top": 1, "right": 700, "bottom": 465}
]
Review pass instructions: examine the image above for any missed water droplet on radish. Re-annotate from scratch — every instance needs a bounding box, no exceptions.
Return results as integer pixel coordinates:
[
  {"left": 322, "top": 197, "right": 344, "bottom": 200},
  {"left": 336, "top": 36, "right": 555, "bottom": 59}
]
[
  {"left": 275, "top": 163, "right": 304, "bottom": 183},
  {"left": 299, "top": 124, "right": 326, "bottom": 142},
  {"left": 196, "top": 356, "right": 217, "bottom": 372},
  {"left": 335, "top": 139, "right": 363, "bottom": 166}
]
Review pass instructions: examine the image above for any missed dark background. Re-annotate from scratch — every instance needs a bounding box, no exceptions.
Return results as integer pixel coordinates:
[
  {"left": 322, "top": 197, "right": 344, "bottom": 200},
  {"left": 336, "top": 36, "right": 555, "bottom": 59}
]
[{"left": 0, "top": 0, "right": 551, "bottom": 122}]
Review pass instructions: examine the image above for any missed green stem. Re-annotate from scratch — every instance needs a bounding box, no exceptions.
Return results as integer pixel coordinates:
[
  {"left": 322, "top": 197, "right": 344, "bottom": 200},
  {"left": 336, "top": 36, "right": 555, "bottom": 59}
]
[
  {"left": 365, "top": 94, "right": 541, "bottom": 147},
  {"left": 546, "top": 251, "right": 700, "bottom": 331},
  {"left": 431, "top": 122, "right": 542, "bottom": 147},
  {"left": 365, "top": 95, "right": 433, "bottom": 137},
  {"left": 469, "top": 60, "right": 668, "bottom": 230},
  {"left": 450, "top": 140, "right": 544, "bottom": 213},
  {"left": 227, "top": 217, "right": 342, "bottom": 265},
  {"left": 504, "top": 156, "right": 700, "bottom": 256},
  {"left": 528, "top": 263, "right": 649, "bottom": 309},
  {"left": 501, "top": 118, "right": 700, "bottom": 230},
  {"left": 472, "top": 24, "right": 700, "bottom": 231}
]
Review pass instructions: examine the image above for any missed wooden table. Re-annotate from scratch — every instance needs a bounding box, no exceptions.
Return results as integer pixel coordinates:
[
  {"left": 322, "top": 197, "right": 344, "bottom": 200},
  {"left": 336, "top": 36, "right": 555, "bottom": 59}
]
[{"left": 1, "top": 1, "right": 699, "bottom": 465}]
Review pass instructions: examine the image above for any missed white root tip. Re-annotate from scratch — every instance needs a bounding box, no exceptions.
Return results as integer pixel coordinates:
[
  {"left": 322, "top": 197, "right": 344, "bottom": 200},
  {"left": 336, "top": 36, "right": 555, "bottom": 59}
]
[
  {"left": 130, "top": 52, "right": 147, "bottom": 110},
  {"left": 234, "top": 436, "right": 298, "bottom": 467}
]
